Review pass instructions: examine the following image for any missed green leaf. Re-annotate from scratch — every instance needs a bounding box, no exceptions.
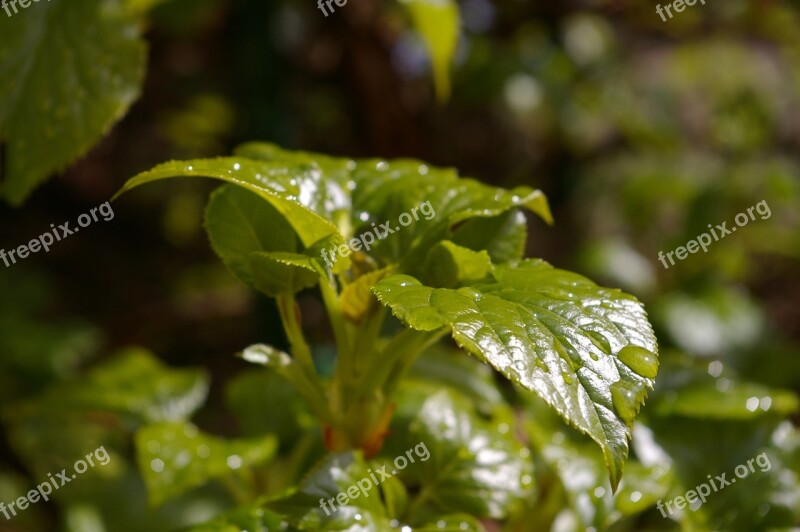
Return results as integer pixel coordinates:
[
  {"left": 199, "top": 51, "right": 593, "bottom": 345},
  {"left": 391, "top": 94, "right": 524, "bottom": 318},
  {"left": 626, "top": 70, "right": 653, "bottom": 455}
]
[
  {"left": 3, "top": 349, "right": 206, "bottom": 484},
  {"left": 654, "top": 378, "right": 799, "bottom": 420},
  {"left": 135, "top": 422, "right": 277, "bottom": 506},
  {"left": 225, "top": 368, "right": 313, "bottom": 446},
  {"left": 524, "top": 395, "right": 672, "bottom": 529},
  {"left": 214, "top": 143, "right": 551, "bottom": 265},
  {"left": 266, "top": 452, "right": 391, "bottom": 530},
  {"left": 373, "top": 259, "right": 659, "bottom": 490},
  {"left": 116, "top": 157, "right": 344, "bottom": 247},
  {"left": 250, "top": 252, "right": 321, "bottom": 296},
  {"left": 386, "top": 382, "right": 533, "bottom": 520},
  {"left": 648, "top": 356, "right": 800, "bottom": 420},
  {"left": 408, "top": 344, "right": 506, "bottom": 413},
  {"left": 0, "top": 0, "right": 145, "bottom": 204},
  {"left": 204, "top": 185, "right": 299, "bottom": 284},
  {"left": 340, "top": 268, "right": 391, "bottom": 323},
  {"left": 646, "top": 416, "right": 800, "bottom": 530},
  {"left": 416, "top": 514, "right": 485, "bottom": 531},
  {"left": 449, "top": 209, "right": 529, "bottom": 264},
  {"left": 119, "top": 144, "right": 552, "bottom": 281},
  {"left": 421, "top": 240, "right": 492, "bottom": 288},
  {"left": 7, "top": 347, "right": 208, "bottom": 424},
  {"left": 240, "top": 344, "right": 331, "bottom": 423},
  {"left": 399, "top": 0, "right": 461, "bottom": 101},
  {"left": 187, "top": 504, "right": 287, "bottom": 532}
]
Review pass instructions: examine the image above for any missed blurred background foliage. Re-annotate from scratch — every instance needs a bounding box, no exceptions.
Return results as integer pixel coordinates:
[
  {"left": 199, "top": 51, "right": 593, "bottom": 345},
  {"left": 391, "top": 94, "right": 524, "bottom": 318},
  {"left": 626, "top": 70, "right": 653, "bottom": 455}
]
[{"left": 0, "top": 0, "right": 799, "bottom": 530}]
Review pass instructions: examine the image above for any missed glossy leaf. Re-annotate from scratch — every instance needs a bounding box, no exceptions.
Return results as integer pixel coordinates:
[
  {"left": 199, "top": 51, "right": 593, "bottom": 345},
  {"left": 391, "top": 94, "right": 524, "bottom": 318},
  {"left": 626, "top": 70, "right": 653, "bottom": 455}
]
[
  {"left": 135, "top": 422, "right": 277, "bottom": 506},
  {"left": 0, "top": 0, "right": 145, "bottom": 204},
  {"left": 524, "top": 394, "right": 671, "bottom": 529},
  {"left": 387, "top": 382, "right": 533, "bottom": 520},
  {"left": 374, "top": 259, "right": 659, "bottom": 489},
  {"left": 116, "top": 157, "right": 344, "bottom": 247},
  {"left": 407, "top": 344, "right": 506, "bottom": 413},
  {"left": 266, "top": 452, "right": 391, "bottom": 530},
  {"left": 187, "top": 142, "right": 552, "bottom": 269}
]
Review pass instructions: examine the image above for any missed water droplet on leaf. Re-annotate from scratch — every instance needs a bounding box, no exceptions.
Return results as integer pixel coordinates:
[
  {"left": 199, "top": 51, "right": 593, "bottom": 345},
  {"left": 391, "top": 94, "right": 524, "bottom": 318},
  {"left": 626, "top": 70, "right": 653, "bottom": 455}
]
[
  {"left": 618, "top": 345, "right": 658, "bottom": 379},
  {"left": 611, "top": 380, "right": 644, "bottom": 424}
]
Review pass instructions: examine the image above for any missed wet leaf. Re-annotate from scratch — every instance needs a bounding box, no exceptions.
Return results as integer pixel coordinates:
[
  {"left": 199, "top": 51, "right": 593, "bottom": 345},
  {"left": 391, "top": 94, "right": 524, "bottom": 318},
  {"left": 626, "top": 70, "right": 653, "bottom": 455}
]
[
  {"left": 266, "top": 452, "right": 391, "bottom": 530},
  {"left": 386, "top": 382, "right": 533, "bottom": 519},
  {"left": 374, "top": 259, "right": 659, "bottom": 490}
]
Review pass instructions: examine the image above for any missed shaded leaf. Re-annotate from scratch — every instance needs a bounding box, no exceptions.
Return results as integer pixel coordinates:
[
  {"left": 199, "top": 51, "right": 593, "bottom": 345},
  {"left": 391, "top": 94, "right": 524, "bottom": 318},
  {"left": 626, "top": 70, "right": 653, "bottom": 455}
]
[
  {"left": 421, "top": 240, "right": 492, "bottom": 288},
  {"left": 135, "top": 422, "right": 277, "bottom": 506},
  {"left": 6, "top": 347, "right": 208, "bottom": 425},
  {"left": 187, "top": 503, "right": 287, "bottom": 532},
  {"left": 0, "top": 0, "right": 145, "bottom": 204},
  {"left": 399, "top": 0, "right": 460, "bottom": 101},
  {"left": 225, "top": 368, "right": 313, "bottom": 447},
  {"left": 450, "top": 210, "right": 529, "bottom": 264}
]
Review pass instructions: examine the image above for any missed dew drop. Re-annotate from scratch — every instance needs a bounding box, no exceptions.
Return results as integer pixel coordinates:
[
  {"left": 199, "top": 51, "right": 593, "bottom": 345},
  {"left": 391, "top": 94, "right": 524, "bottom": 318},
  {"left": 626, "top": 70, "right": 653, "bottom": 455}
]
[
  {"left": 611, "top": 380, "right": 643, "bottom": 424},
  {"left": 617, "top": 345, "right": 658, "bottom": 379},
  {"left": 586, "top": 331, "right": 611, "bottom": 356},
  {"left": 458, "top": 287, "right": 483, "bottom": 302}
]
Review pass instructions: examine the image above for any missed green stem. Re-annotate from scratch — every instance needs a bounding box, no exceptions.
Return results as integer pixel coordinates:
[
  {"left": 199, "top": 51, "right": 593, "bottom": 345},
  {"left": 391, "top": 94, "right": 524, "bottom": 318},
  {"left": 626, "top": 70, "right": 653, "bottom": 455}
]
[
  {"left": 319, "top": 276, "right": 351, "bottom": 370},
  {"left": 362, "top": 328, "right": 446, "bottom": 397},
  {"left": 277, "top": 293, "right": 315, "bottom": 378}
]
